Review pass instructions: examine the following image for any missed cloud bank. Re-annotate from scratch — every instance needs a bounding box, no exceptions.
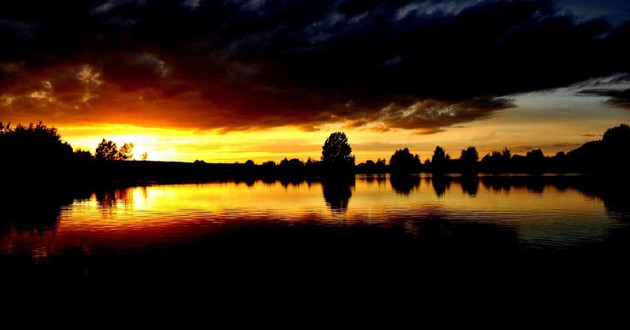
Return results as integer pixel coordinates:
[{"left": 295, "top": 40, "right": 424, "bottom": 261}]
[{"left": 1, "top": 0, "right": 629, "bottom": 132}]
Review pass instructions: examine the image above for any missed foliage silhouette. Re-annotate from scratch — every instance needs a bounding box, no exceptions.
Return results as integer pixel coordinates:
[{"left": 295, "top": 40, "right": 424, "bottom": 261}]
[
  {"left": 0, "top": 121, "right": 73, "bottom": 164},
  {"left": 389, "top": 148, "right": 421, "bottom": 174},
  {"left": 279, "top": 157, "right": 305, "bottom": 176},
  {"left": 480, "top": 148, "right": 512, "bottom": 173},
  {"left": 431, "top": 146, "right": 451, "bottom": 174},
  {"left": 566, "top": 124, "right": 630, "bottom": 173},
  {"left": 459, "top": 146, "right": 479, "bottom": 174},
  {"left": 322, "top": 132, "right": 355, "bottom": 175},
  {"left": 356, "top": 159, "right": 387, "bottom": 174},
  {"left": 95, "top": 139, "right": 135, "bottom": 161},
  {"left": 603, "top": 124, "right": 630, "bottom": 145},
  {"left": 118, "top": 142, "right": 134, "bottom": 160},
  {"left": 95, "top": 139, "right": 118, "bottom": 161},
  {"left": 74, "top": 149, "right": 93, "bottom": 162}
]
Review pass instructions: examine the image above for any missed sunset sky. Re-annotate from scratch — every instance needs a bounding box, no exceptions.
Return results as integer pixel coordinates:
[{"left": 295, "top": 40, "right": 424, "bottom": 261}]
[{"left": 1, "top": 0, "right": 629, "bottom": 163}]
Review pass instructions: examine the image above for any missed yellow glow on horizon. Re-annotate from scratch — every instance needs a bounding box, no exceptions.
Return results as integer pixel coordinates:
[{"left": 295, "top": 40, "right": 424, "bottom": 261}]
[
  {"left": 33, "top": 87, "right": 630, "bottom": 165},
  {"left": 62, "top": 123, "right": 336, "bottom": 162},
  {"left": 55, "top": 116, "right": 629, "bottom": 164}
]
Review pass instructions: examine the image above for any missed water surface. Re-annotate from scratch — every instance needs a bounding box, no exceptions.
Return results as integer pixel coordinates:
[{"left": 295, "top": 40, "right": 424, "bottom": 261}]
[{"left": 1, "top": 175, "right": 629, "bottom": 282}]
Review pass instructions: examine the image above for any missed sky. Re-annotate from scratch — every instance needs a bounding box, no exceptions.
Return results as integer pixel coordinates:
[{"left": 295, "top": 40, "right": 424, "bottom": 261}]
[{"left": 1, "top": 0, "right": 629, "bottom": 163}]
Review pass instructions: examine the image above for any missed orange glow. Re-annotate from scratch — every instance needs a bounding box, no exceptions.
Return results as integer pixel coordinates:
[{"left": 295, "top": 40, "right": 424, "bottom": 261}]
[
  {"left": 56, "top": 178, "right": 605, "bottom": 232},
  {"left": 57, "top": 112, "right": 630, "bottom": 164},
  {"left": 5, "top": 81, "right": 630, "bottom": 163},
  {"left": 1, "top": 178, "right": 613, "bottom": 260}
]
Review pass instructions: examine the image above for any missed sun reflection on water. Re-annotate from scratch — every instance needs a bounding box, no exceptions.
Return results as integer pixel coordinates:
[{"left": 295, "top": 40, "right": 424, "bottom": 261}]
[{"left": 0, "top": 175, "right": 624, "bottom": 262}]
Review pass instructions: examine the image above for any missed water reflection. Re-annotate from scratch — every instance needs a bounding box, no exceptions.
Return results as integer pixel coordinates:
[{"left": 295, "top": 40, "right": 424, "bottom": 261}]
[
  {"left": 1, "top": 175, "right": 630, "bottom": 276},
  {"left": 481, "top": 176, "right": 512, "bottom": 193},
  {"left": 0, "top": 189, "right": 77, "bottom": 236},
  {"left": 390, "top": 175, "right": 420, "bottom": 194},
  {"left": 95, "top": 188, "right": 134, "bottom": 211},
  {"left": 460, "top": 176, "right": 479, "bottom": 196},
  {"left": 363, "top": 174, "right": 387, "bottom": 187},
  {"left": 432, "top": 176, "right": 451, "bottom": 197},
  {"left": 322, "top": 178, "right": 354, "bottom": 213}
]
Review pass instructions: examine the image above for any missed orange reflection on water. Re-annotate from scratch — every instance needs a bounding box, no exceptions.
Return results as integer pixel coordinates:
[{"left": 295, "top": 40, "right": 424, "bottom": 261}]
[
  {"left": 53, "top": 182, "right": 334, "bottom": 252},
  {"left": 0, "top": 176, "right": 619, "bottom": 263}
]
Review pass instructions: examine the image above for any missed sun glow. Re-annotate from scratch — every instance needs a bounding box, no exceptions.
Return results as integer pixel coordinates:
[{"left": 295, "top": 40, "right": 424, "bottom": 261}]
[
  {"left": 61, "top": 123, "right": 337, "bottom": 162},
  {"left": 30, "top": 85, "right": 630, "bottom": 164}
]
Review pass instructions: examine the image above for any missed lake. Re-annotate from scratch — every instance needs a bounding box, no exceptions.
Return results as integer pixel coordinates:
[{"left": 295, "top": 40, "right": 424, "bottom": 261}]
[{"left": 1, "top": 174, "right": 630, "bottom": 286}]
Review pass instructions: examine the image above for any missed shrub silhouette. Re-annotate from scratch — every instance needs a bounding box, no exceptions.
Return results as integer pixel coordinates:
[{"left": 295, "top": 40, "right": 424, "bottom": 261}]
[{"left": 0, "top": 121, "right": 73, "bottom": 164}]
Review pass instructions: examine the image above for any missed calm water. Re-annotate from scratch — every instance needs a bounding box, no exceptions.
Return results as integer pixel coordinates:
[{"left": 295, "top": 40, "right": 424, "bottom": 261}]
[{"left": 2, "top": 174, "right": 630, "bottom": 282}]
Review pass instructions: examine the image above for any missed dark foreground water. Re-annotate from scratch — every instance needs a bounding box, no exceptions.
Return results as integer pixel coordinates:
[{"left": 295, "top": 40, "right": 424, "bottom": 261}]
[{"left": 1, "top": 175, "right": 630, "bottom": 297}]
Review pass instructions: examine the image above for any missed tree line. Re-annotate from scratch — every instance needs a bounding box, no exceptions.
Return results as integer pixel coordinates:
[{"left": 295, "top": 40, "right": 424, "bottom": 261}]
[
  {"left": 237, "top": 124, "right": 630, "bottom": 176},
  {"left": 1, "top": 121, "right": 629, "bottom": 178},
  {"left": 242, "top": 125, "right": 630, "bottom": 176}
]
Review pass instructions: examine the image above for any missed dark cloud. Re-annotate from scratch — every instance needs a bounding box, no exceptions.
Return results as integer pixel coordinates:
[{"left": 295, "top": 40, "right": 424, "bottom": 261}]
[
  {"left": 1, "top": 0, "right": 629, "bottom": 132},
  {"left": 347, "top": 96, "right": 515, "bottom": 134},
  {"left": 578, "top": 88, "right": 630, "bottom": 109}
]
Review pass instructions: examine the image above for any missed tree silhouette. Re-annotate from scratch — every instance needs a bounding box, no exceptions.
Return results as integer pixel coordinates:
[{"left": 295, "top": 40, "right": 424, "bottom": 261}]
[
  {"left": 602, "top": 124, "right": 630, "bottom": 145},
  {"left": 356, "top": 158, "right": 387, "bottom": 174},
  {"left": 460, "top": 146, "right": 479, "bottom": 173},
  {"left": 322, "top": 132, "right": 355, "bottom": 174},
  {"left": 95, "top": 139, "right": 119, "bottom": 161},
  {"left": 431, "top": 146, "right": 451, "bottom": 173},
  {"left": 389, "top": 148, "right": 421, "bottom": 174},
  {"left": 74, "top": 149, "right": 93, "bottom": 162},
  {"left": 526, "top": 149, "right": 544, "bottom": 161},
  {"left": 525, "top": 149, "right": 545, "bottom": 172},
  {"left": 95, "top": 139, "right": 135, "bottom": 161},
  {"left": 118, "top": 143, "right": 134, "bottom": 160},
  {"left": 279, "top": 157, "right": 304, "bottom": 176},
  {"left": 502, "top": 148, "right": 511, "bottom": 160},
  {"left": 0, "top": 121, "right": 73, "bottom": 163},
  {"left": 481, "top": 148, "right": 512, "bottom": 172}
]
